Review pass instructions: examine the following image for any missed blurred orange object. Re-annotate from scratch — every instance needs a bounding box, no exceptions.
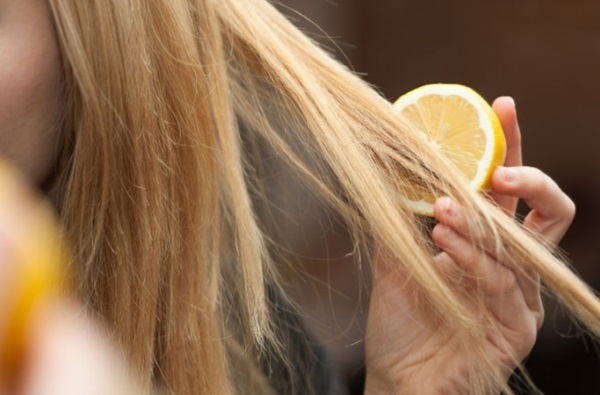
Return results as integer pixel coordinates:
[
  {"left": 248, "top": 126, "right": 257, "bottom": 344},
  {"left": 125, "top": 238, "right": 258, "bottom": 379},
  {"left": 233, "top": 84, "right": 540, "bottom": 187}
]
[{"left": 0, "top": 161, "right": 68, "bottom": 377}]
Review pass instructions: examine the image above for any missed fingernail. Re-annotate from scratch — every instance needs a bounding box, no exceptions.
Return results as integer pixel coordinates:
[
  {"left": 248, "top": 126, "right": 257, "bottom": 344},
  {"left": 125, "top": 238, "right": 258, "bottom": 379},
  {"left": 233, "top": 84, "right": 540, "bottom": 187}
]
[
  {"left": 499, "top": 167, "right": 517, "bottom": 183},
  {"left": 503, "top": 96, "right": 515, "bottom": 108},
  {"left": 437, "top": 197, "right": 455, "bottom": 218}
]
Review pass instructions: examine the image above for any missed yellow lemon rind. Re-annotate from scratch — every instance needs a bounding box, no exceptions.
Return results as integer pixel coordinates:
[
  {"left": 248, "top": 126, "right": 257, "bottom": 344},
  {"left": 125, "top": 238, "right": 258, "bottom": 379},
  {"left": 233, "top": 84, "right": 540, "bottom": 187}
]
[{"left": 392, "top": 84, "right": 507, "bottom": 216}]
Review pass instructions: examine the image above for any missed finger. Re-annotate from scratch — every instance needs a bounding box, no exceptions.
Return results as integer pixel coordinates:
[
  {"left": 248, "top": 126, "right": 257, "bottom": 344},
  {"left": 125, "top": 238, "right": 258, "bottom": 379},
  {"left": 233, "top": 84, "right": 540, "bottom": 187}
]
[
  {"left": 432, "top": 224, "right": 543, "bottom": 328},
  {"left": 434, "top": 197, "right": 493, "bottom": 252},
  {"left": 434, "top": 197, "right": 543, "bottom": 318},
  {"left": 491, "top": 97, "right": 522, "bottom": 214},
  {"left": 432, "top": 223, "right": 519, "bottom": 297},
  {"left": 433, "top": 251, "right": 465, "bottom": 285},
  {"left": 492, "top": 166, "right": 575, "bottom": 246},
  {"left": 492, "top": 97, "right": 522, "bottom": 168}
]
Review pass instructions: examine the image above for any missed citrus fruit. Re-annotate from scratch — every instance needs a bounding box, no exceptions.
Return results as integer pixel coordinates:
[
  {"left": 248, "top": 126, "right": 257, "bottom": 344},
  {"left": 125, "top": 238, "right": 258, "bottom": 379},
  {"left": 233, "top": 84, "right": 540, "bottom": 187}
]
[
  {"left": 393, "top": 83, "right": 507, "bottom": 216},
  {"left": 0, "top": 162, "right": 67, "bottom": 376}
]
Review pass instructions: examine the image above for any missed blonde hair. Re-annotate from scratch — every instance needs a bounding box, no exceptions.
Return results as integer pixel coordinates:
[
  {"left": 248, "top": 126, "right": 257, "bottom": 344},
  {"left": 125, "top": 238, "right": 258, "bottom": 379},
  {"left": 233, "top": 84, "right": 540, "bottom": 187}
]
[{"left": 47, "top": 0, "right": 600, "bottom": 394}]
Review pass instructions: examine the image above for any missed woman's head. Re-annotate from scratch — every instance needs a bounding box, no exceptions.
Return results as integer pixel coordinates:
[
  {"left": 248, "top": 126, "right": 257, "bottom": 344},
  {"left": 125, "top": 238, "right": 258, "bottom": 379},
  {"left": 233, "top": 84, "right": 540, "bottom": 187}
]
[{"left": 0, "top": 0, "right": 62, "bottom": 183}]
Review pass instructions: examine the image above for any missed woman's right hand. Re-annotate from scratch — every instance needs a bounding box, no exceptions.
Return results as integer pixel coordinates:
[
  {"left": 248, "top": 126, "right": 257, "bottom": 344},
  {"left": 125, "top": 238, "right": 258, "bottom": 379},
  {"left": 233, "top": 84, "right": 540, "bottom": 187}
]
[{"left": 364, "top": 97, "right": 575, "bottom": 394}]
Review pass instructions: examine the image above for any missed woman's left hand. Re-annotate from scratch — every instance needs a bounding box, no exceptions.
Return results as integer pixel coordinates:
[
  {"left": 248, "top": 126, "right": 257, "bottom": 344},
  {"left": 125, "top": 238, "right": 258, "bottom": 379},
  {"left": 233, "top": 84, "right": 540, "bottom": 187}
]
[{"left": 364, "top": 97, "right": 575, "bottom": 394}]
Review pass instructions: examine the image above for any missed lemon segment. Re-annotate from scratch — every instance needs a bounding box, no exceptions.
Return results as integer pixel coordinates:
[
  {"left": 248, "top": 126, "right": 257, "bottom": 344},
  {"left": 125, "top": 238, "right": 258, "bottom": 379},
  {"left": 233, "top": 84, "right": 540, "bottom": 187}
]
[{"left": 393, "top": 84, "right": 507, "bottom": 216}]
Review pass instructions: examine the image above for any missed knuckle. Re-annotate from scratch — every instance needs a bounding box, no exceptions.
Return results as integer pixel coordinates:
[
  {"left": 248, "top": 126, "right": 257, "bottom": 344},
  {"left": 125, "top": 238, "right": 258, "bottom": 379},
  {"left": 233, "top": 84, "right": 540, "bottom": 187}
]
[
  {"left": 564, "top": 198, "right": 576, "bottom": 222},
  {"left": 460, "top": 248, "right": 481, "bottom": 272},
  {"left": 512, "top": 312, "right": 542, "bottom": 358},
  {"left": 521, "top": 326, "right": 538, "bottom": 356},
  {"left": 536, "top": 308, "right": 545, "bottom": 331},
  {"left": 450, "top": 243, "right": 483, "bottom": 275},
  {"left": 527, "top": 168, "right": 552, "bottom": 195}
]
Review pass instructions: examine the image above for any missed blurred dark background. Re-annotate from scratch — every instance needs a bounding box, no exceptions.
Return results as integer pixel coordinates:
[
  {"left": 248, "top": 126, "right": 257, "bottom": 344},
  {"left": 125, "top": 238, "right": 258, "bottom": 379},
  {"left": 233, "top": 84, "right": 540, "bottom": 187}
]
[{"left": 277, "top": 1, "right": 600, "bottom": 394}]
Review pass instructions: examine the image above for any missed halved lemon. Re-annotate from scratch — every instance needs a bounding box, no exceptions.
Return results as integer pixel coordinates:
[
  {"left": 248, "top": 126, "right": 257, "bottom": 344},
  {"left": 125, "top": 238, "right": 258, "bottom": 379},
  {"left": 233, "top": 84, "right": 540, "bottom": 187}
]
[{"left": 393, "top": 83, "right": 507, "bottom": 216}]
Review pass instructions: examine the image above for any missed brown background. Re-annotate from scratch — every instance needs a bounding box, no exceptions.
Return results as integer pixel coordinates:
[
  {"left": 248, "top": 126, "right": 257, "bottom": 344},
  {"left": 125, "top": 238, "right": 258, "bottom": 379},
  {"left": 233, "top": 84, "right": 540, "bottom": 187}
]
[{"left": 279, "top": 1, "right": 600, "bottom": 393}]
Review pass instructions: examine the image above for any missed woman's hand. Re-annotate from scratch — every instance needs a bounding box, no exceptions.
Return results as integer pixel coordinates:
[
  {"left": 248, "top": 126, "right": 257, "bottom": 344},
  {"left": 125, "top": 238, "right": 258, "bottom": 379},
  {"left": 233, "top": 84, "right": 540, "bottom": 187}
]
[{"left": 364, "top": 97, "right": 575, "bottom": 394}]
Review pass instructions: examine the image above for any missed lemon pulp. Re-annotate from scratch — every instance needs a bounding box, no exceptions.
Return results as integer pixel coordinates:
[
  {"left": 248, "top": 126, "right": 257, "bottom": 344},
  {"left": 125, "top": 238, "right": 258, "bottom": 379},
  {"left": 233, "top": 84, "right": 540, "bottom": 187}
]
[{"left": 393, "top": 84, "right": 507, "bottom": 216}]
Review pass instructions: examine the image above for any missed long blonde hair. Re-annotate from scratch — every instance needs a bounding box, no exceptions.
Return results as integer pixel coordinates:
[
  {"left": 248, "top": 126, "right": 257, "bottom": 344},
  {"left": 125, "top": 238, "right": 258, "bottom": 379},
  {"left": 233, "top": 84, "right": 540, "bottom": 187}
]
[{"left": 47, "top": 0, "right": 600, "bottom": 394}]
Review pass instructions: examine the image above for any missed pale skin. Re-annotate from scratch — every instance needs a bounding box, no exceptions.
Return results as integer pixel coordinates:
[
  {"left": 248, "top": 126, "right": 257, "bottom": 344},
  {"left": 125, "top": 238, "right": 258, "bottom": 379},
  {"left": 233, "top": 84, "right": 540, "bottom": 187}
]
[
  {"left": 0, "top": 0, "right": 62, "bottom": 184},
  {"left": 0, "top": 0, "right": 576, "bottom": 394},
  {"left": 365, "top": 97, "right": 575, "bottom": 394}
]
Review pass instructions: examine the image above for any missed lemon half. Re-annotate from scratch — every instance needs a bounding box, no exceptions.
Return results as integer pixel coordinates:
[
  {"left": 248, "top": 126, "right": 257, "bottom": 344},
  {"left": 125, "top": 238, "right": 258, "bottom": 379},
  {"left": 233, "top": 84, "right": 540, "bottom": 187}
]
[{"left": 393, "top": 83, "right": 507, "bottom": 216}]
